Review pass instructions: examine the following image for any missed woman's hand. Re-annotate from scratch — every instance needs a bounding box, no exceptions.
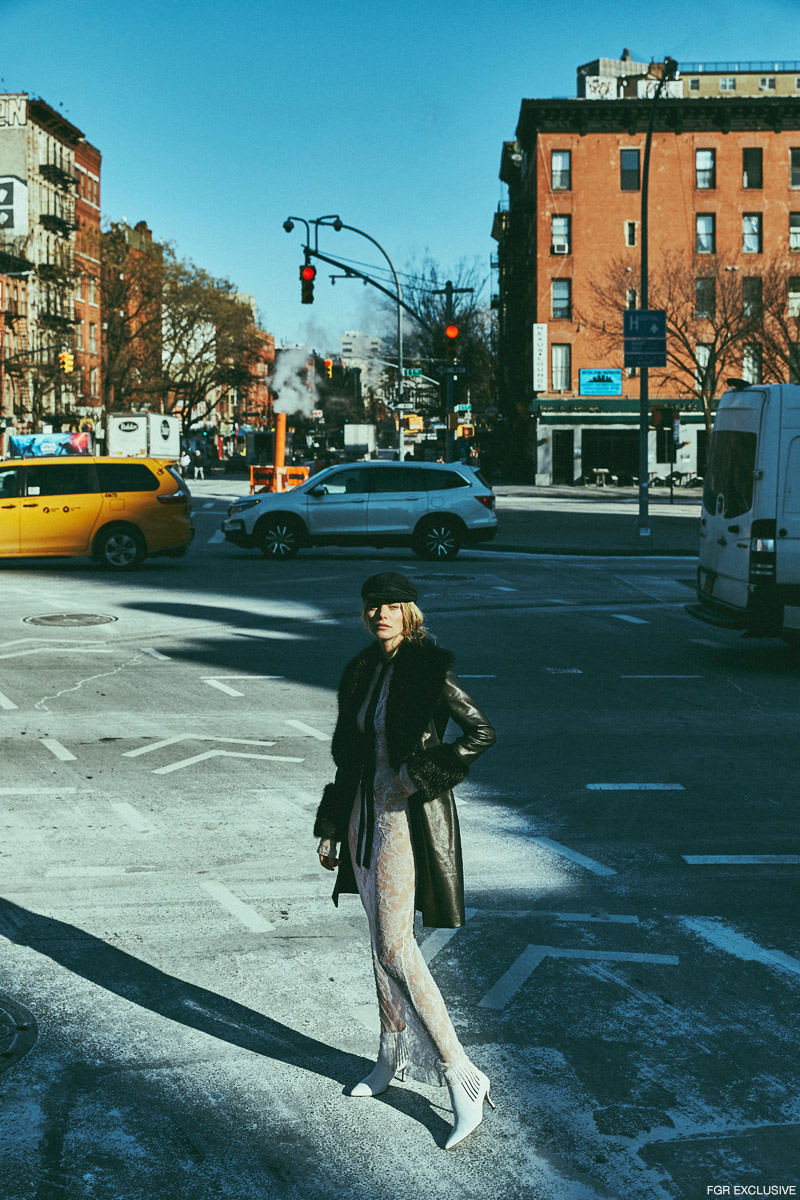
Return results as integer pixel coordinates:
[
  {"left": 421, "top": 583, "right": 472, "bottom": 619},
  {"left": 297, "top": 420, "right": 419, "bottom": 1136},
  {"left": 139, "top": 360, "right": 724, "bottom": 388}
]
[
  {"left": 317, "top": 837, "right": 339, "bottom": 870},
  {"left": 319, "top": 853, "right": 339, "bottom": 871}
]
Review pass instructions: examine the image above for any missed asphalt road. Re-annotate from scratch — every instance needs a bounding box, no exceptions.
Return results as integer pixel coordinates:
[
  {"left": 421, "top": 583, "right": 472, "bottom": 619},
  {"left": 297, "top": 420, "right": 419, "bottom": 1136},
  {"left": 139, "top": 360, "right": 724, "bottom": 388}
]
[{"left": 0, "top": 480, "right": 798, "bottom": 1200}]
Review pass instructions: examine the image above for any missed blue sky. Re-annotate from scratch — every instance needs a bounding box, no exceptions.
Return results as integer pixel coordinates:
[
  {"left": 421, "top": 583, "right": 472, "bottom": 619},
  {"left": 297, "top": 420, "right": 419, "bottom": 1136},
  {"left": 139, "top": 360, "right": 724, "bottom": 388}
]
[{"left": 3, "top": 0, "right": 800, "bottom": 350}]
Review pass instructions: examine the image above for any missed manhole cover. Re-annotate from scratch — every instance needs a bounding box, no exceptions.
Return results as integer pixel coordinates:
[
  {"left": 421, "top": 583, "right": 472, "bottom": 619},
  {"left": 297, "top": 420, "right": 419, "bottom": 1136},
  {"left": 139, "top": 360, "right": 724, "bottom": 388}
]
[
  {"left": 0, "top": 994, "right": 38, "bottom": 1075},
  {"left": 23, "top": 613, "right": 118, "bottom": 627}
]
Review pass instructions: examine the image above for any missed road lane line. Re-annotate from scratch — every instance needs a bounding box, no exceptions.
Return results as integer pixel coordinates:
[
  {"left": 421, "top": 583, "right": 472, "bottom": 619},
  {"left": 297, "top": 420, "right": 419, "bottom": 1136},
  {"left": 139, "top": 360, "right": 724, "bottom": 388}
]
[
  {"left": 492, "top": 586, "right": 518, "bottom": 592},
  {"left": 284, "top": 719, "right": 330, "bottom": 741},
  {"left": 0, "top": 689, "right": 19, "bottom": 710},
  {"left": 479, "top": 946, "right": 679, "bottom": 1009},
  {"left": 140, "top": 648, "right": 172, "bottom": 660},
  {"left": 586, "top": 783, "right": 685, "bottom": 791},
  {"left": 420, "top": 908, "right": 478, "bottom": 965},
  {"left": 683, "top": 855, "right": 800, "bottom": 865},
  {"left": 153, "top": 748, "right": 304, "bottom": 774},
  {"left": 200, "top": 881, "right": 274, "bottom": 932},
  {"left": 460, "top": 675, "right": 496, "bottom": 678},
  {"left": 0, "top": 787, "right": 78, "bottom": 795},
  {"left": 678, "top": 916, "right": 800, "bottom": 979},
  {"left": 621, "top": 674, "right": 702, "bottom": 679},
  {"left": 611, "top": 615, "right": 649, "bottom": 624},
  {"left": 544, "top": 667, "right": 583, "bottom": 674},
  {"left": 533, "top": 837, "right": 616, "bottom": 876},
  {"left": 207, "top": 530, "right": 225, "bottom": 544},
  {"left": 125, "top": 734, "right": 277, "bottom": 757},
  {"left": 111, "top": 802, "right": 155, "bottom": 833},
  {"left": 203, "top": 501, "right": 215, "bottom": 509},
  {"left": 203, "top": 679, "right": 244, "bottom": 696},
  {"left": 40, "top": 738, "right": 76, "bottom": 761}
]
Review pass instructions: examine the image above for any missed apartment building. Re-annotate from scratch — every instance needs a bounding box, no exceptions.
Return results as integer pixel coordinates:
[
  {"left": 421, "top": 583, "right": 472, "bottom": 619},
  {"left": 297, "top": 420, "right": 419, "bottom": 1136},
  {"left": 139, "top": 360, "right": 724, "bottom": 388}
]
[{"left": 493, "top": 56, "right": 800, "bottom": 483}]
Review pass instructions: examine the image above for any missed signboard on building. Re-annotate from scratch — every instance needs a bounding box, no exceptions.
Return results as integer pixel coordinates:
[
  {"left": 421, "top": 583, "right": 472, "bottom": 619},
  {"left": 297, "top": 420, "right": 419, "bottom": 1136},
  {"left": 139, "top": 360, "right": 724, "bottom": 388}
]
[
  {"left": 579, "top": 368, "right": 622, "bottom": 397},
  {"left": 0, "top": 176, "right": 27, "bottom": 234},
  {"left": 532, "top": 323, "right": 548, "bottom": 390},
  {"left": 623, "top": 310, "right": 667, "bottom": 367},
  {"left": 0, "top": 96, "right": 27, "bottom": 129}
]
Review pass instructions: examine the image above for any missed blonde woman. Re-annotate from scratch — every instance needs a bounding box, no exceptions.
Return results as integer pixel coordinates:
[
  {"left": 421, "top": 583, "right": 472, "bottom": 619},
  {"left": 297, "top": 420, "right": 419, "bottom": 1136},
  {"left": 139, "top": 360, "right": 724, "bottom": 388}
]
[{"left": 315, "top": 572, "right": 496, "bottom": 1149}]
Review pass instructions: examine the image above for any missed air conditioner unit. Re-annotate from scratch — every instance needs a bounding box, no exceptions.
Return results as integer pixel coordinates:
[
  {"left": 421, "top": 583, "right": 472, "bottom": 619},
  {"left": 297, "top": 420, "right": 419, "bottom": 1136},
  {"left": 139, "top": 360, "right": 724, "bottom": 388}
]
[{"left": 551, "top": 243, "right": 569, "bottom": 255}]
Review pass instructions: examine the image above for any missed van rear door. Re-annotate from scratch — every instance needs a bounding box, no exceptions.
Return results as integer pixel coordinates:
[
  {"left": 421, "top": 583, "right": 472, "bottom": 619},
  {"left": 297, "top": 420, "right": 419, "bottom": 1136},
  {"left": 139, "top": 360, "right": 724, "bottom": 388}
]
[
  {"left": 698, "top": 391, "right": 766, "bottom": 612},
  {"left": 776, "top": 389, "right": 800, "bottom": 631}
]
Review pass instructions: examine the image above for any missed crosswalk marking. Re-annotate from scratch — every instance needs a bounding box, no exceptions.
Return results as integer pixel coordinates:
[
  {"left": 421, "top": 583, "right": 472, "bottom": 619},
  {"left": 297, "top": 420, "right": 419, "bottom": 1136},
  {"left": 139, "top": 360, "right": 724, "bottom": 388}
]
[
  {"left": 533, "top": 836, "right": 616, "bottom": 877},
  {"left": 40, "top": 738, "right": 76, "bottom": 761},
  {"left": 478, "top": 946, "right": 679, "bottom": 1010},
  {"left": 200, "top": 881, "right": 274, "bottom": 932}
]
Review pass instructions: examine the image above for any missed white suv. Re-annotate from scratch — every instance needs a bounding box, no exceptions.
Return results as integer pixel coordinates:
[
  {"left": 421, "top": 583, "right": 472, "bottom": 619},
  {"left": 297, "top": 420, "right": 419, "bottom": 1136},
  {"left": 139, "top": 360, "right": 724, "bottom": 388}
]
[{"left": 221, "top": 461, "right": 497, "bottom": 560}]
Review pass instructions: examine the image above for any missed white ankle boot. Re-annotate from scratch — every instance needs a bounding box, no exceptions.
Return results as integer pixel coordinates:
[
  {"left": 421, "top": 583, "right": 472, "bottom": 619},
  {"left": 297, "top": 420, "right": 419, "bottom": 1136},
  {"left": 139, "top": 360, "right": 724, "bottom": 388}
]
[
  {"left": 350, "top": 1032, "right": 405, "bottom": 1097},
  {"left": 442, "top": 1057, "right": 495, "bottom": 1149}
]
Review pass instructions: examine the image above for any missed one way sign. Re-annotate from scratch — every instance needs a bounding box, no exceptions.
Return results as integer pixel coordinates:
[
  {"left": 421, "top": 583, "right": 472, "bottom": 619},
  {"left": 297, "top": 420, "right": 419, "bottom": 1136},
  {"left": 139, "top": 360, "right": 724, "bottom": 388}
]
[{"left": 623, "top": 309, "right": 667, "bottom": 367}]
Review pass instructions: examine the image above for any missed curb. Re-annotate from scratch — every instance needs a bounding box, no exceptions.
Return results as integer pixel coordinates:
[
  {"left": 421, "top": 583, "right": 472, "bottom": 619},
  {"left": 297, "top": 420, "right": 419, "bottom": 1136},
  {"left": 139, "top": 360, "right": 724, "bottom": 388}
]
[{"left": 477, "top": 543, "right": 698, "bottom": 558}]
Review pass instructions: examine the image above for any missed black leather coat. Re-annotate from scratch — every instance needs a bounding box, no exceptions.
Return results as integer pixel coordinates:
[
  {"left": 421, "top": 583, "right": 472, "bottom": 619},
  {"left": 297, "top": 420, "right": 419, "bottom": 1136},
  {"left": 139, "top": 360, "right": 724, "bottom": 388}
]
[{"left": 314, "top": 637, "right": 496, "bottom": 928}]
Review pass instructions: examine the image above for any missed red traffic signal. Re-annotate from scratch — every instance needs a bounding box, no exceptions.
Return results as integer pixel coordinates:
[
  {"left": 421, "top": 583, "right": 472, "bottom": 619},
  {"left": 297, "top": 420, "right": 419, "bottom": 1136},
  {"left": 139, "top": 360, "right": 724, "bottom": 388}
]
[
  {"left": 445, "top": 324, "right": 459, "bottom": 340},
  {"left": 445, "top": 323, "right": 459, "bottom": 362},
  {"left": 300, "top": 262, "right": 316, "bottom": 304}
]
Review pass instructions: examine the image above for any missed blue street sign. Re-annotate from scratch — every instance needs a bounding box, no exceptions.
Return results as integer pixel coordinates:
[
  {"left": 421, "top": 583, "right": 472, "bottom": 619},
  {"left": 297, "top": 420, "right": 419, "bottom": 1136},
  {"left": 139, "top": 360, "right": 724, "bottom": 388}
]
[
  {"left": 623, "top": 309, "right": 667, "bottom": 367},
  {"left": 579, "top": 368, "right": 622, "bottom": 397}
]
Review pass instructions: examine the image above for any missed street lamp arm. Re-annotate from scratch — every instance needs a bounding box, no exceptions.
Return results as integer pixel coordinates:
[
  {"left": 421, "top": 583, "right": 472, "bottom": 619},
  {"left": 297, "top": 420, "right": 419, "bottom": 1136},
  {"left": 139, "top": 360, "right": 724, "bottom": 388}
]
[{"left": 303, "top": 248, "right": 435, "bottom": 334}]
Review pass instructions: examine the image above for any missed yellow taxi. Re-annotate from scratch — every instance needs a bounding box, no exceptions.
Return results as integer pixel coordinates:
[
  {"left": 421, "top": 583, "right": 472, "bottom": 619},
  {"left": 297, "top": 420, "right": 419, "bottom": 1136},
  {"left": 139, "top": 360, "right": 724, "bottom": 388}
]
[{"left": 0, "top": 456, "right": 193, "bottom": 569}]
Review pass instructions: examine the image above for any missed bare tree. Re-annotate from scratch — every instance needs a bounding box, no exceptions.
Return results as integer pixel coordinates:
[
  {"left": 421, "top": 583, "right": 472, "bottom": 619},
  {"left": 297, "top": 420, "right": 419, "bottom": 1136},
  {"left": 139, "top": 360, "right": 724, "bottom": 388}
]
[
  {"left": 100, "top": 223, "right": 165, "bottom": 412},
  {"left": 584, "top": 249, "right": 766, "bottom": 433},
  {"left": 760, "top": 254, "right": 800, "bottom": 385}
]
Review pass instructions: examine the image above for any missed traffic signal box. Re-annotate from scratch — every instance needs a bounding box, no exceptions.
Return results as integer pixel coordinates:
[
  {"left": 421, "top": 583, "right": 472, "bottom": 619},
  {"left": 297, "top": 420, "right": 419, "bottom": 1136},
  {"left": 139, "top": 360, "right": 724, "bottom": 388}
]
[
  {"left": 649, "top": 405, "right": 674, "bottom": 429},
  {"left": 323, "top": 359, "right": 333, "bottom": 378},
  {"left": 58, "top": 351, "right": 75, "bottom": 374},
  {"left": 300, "top": 262, "right": 316, "bottom": 304},
  {"left": 445, "top": 324, "right": 459, "bottom": 362}
]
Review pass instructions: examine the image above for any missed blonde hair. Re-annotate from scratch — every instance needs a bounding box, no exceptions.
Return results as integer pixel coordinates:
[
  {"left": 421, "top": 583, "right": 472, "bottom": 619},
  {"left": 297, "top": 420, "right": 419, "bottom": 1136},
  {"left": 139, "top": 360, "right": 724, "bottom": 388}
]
[{"left": 361, "top": 600, "right": 429, "bottom": 644}]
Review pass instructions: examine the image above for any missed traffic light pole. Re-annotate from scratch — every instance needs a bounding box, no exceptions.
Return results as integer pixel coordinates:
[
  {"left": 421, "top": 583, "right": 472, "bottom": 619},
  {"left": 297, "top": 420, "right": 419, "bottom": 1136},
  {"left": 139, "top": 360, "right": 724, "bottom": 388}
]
[{"left": 433, "top": 280, "right": 472, "bottom": 462}]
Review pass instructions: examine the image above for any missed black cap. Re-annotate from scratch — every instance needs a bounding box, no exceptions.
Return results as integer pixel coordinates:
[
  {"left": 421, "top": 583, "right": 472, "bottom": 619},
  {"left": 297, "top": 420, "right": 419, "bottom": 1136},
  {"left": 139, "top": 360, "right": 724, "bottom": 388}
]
[{"left": 361, "top": 572, "right": 418, "bottom": 606}]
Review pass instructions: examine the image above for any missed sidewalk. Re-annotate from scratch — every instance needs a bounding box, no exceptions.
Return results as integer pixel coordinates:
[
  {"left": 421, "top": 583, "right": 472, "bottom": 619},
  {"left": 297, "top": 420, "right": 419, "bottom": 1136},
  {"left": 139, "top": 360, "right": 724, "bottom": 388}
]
[{"left": 487, "top": 483, "right": 702, "bottom": 556}]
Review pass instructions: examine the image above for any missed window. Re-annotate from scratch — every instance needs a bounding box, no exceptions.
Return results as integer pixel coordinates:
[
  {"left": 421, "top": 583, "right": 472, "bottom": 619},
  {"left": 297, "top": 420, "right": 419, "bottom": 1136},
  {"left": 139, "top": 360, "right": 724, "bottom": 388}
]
[
  {"left": 0, "top": 467, "right": 21, "bottom": 498},
  {"left": 695, "top": 277, "right": 716, "bottom": 319},
  {"left": 696, "top": 343, "right": 712, "bottom": 391},
  {"left": 24, "top": 464, "right": 94, "bottom": 497},
  {"left": 88, "top": 277, "right": 96, "bottom": 306},
  {"left": 790, "top": 344, "right": 800, "bottom": 384},
  {"left": 620, "top": 149, "right": 640, "bottom": 191},
  {"left": 790, "top": 213, "right": 800, "bottom": 251},
  {"left": 626, "top": 288, "right": 638, "bottom": 310},
  {"left": 695, "top": 149, "right": 716, "bottom": 189},
  {"left": 89, "top": 323, "right": 97, "bottom": 352},
  {"left": 309, "top": 466, "right": 369, "bottom": 495},
  {"left": 743, "top": 276, "right": 763, "bottom": 316},
  {"left": 689, "top": 78, "right": 700, "bottom": 92},
  {"left": 551, "top": 150, "right": 571, "bottom": 190},
  {"left": 796, "top": 78, "right": 800, "bottom": 91},
  {"left": 742, "top": 343, "right": 763, "bottom": 384},
  {"left": 90, "top": 367, "right": 98, "bottom": 397},
  {"left": 551, "top": 279, "right": 572, "bottom": 319},
  {"left": 759, "top": 76, "right": 776, "bottom": 91},
  {"left": 551, "top": 214, "right": 571, "bottom": 254},
  {"left": 703, "top": 430, "right": 757, "bottom": 517},
  {"left": 792, "top": 149, "right": 800, "bottom": 188},
  {"left": 742, "top": 213, "right": 762, "bottom": 253},
  {"left": 423, "top": 470, "right": 469, "bottom": 491},
  {"left": 625, "top": 221, "right": 637, "bottom": 247},
  {"left": 551, "top": 344, "right": 571, "bottom": 391},
  {"left": 368, "top": 467, "right": 427, "bottom": 493},
  {"left": 719, "top": 77, "right": 736, "bottom": 92},
  {"left": 742, "top": 148, "right": 763, "bottom": 189},
  {"left": 696, "top": 213, "right": 716, "bottom": 253},
  {"left": 94, "top": 463, "right": 160, "bottom": 492},
  {"left": 788, "top": 277, "right": 800, "bottom": 317}
]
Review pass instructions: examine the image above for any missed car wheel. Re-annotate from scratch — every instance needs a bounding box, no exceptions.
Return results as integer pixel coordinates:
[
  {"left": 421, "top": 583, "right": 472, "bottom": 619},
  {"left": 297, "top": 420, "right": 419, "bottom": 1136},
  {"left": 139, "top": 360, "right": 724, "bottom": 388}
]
[
  {"left": 413, "top": 518, "right": 461, "bottom": 560},
  {"left": 257, "top": 517, "right": 302, "bottom": 559},
  {"left": 95, "top": 526, "right": 146, "bottom": 570}
]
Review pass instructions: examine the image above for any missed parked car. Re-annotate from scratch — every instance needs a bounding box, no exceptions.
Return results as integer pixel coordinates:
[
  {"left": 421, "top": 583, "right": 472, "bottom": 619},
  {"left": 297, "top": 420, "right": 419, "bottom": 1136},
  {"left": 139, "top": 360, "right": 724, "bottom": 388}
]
[
  {"left": 0, "top": 456, "right": 193, "bottom": 569},
  {"left": 221, "top": 460, "right": 497, "bottom": 560}
]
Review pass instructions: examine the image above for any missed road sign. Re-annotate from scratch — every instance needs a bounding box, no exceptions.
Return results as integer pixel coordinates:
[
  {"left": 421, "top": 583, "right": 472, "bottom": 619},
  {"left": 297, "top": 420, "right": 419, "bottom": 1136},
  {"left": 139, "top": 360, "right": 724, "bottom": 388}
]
[
  {"left": 311, "top": 409, "right": 323, "bottom": 419},
  {"left": 454, "top": 404, "right": 472, "bottom": 412},
  {"left": 402, "top": 368, "right": 422, "bottom": 376},
  {"left": 623, "top": 309, "right": 667, "bottom": 368},
  {"left": 394, "top": 402, "right": 415, "bottom": 411},
  {"left": 532, "top": 323, "right": 547, "bottom": 390},
  {"left": 442, "top": 364, "right": 467, "bottom": 375},
  {"left": 579, "top": 368, "right": 622, "bottom": 397}
]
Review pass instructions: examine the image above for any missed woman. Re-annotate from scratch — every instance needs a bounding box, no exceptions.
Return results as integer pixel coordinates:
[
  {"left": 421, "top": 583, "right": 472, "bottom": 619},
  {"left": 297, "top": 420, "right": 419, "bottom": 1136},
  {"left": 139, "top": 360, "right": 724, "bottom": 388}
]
[{"left": 314, "top": 571, "right": 496, "bottom": 1149}]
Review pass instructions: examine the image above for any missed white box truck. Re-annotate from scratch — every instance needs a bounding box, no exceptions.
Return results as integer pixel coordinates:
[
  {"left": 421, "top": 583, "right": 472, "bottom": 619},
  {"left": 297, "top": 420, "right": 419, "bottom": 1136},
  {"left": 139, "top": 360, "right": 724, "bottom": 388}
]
[
  {"left": 343, "top": 424, "right": 377, "bottom": 458},
  {"left": 687, "top": 381, "right": 800, "bottom": 643},
  {"left": 106, "top": 413, "right": 181, "bottom": 460}
]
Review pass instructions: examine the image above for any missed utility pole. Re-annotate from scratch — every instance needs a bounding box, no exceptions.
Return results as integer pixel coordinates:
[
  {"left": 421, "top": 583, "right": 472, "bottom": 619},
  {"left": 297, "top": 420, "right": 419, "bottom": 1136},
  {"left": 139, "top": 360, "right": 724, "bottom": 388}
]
[{"left": 433, "top": 280, "right": 472, "bottom": 461}]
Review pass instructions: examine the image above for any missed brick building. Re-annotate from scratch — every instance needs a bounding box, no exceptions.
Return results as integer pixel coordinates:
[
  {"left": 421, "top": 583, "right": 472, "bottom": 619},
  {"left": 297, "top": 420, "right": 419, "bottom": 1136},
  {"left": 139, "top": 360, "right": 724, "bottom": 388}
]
[
  {"left": 73, "top": 138, "right": 102, "bottom": 419},
  {"left": 0, "top": 93, "right": 101, "bottom": 436},
  {"left": 493, "top": 56, "right": 800, "bottom": 484}
]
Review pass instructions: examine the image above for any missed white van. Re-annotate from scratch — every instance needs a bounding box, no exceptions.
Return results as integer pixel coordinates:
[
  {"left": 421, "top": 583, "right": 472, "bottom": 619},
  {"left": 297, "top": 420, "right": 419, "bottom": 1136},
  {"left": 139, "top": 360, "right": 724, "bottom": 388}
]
[{"left": 687, "top": 381, "right": 800, "bottom": 642}]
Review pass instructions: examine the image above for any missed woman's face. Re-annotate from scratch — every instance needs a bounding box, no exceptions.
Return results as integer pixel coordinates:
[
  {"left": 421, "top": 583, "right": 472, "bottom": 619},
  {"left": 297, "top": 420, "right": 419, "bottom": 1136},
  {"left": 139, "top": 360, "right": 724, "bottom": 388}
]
[{"left": 366, "top": 602, "right": 404, "bottom": 648}]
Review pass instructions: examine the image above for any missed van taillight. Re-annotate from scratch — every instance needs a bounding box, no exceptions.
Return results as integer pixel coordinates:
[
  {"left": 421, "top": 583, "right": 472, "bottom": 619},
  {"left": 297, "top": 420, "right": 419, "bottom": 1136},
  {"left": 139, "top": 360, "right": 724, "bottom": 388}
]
[
  {"left": 749, "top": 518, "right": 776, "bottom": 581},
  {"left": 157, "top": 492, "right": 187, "bottom": 505},
  {"left": 475, "top": 495, "right": 495, "bottom": 510}
]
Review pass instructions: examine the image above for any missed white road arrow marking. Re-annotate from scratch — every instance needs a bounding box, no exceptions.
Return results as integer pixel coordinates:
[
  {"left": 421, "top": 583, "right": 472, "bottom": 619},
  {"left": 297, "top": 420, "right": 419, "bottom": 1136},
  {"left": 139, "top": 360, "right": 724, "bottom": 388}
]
[
  {"left": 533, "top": 836, "right": 617, "bottom": 876},
  {"left": 0, "top": 689, "right": 19, "bottom": 710},
  {"left": 679, "top": 916, "right": 800, "bottom": 979},
  {"left": 124, "top": 734, "right": 277, "bottom": 758},
  {"left": 153, "top": 749, "right": 304, "bottom": 775},
  {"left": 479, "top": 946, "right": 679, "bottom": 1009}
]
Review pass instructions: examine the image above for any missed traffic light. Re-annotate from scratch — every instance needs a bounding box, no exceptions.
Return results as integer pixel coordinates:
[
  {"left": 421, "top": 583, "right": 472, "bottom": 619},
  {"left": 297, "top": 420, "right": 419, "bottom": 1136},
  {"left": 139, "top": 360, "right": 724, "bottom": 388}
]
[
  {"left": 650, "top": 405, "right": 674, "bottom": 429},
  {"left": 323, "top": 359, "right": 333, "bottom": 378},
  {"left": 445, "top": 323, "right": 459, "bottom": 362},
  {"left": 300, "top": 262, "right": 316, "bottom": 304},
  {"left": 58, "top": 351, "right": 75, "bottom": 374}
]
